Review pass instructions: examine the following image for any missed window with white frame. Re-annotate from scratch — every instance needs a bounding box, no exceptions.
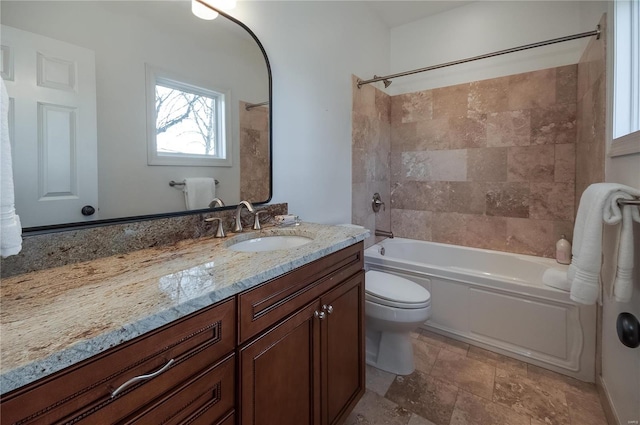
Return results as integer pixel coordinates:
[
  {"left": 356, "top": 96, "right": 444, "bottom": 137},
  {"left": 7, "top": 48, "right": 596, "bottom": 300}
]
[
  {"left": 611, "top": 0, "right": 640, "bottom": 155},
  {"left": 146, "top": 65, "right": 231, "bottom": 166}
]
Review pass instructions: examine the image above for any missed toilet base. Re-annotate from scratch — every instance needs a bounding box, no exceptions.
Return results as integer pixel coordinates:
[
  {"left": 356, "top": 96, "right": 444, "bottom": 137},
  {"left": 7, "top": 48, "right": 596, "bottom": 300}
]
[{"left": 365, "top": 328, "right": 415, "bottom": 376}]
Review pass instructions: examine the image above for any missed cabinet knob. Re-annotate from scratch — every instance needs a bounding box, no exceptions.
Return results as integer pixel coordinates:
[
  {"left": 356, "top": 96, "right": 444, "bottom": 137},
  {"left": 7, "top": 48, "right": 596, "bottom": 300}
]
[
  {"left": 322, "top": 305, "right": 333, "bottom": 315},
  {"left": 314, "top": 310, "right": 326, "bottom": 320}
]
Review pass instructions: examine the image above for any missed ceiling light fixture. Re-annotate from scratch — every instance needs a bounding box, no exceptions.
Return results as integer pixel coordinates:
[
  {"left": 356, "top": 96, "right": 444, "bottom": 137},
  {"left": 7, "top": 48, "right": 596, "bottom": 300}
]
[
  {"left": 192, "top": 0, "right": 218, "bottom": 20},
  {"left": 191, "top": 0, "right": 236, "bottom": 20}
]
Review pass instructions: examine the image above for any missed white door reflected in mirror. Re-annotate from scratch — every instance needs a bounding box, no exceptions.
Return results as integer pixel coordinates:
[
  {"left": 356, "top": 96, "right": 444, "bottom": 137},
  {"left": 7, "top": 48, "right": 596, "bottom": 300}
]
[
  {"left": 146, "top": 65, "right": 232, "bottom": 167},
  {"left": 2, "top": 25, "right": 98, "bottom": 228}
]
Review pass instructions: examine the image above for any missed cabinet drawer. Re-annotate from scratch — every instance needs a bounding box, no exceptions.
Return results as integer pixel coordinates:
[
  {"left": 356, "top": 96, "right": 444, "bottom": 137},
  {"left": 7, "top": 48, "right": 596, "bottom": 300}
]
[
  {"left": 215, "top": 412, "right": 236, "bottom": 425},
  {"left": 124, "top": 354, "right": 235, "bottom": 425},
  {"left": 238, "top": 243, "right": 363, "bottom": 344},
  {"left": 190, "top": 410, "right": 235, "bottom": 425},
  {"left": 1, "top": 299, "right": 235, "bottom": 425}
]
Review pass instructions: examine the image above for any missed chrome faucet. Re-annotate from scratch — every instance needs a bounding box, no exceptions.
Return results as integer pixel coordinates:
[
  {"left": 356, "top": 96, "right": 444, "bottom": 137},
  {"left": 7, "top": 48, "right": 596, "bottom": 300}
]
[
  {"left": 209, "top": 198, "right": 225, "bottom": 208},
  {"left": 234, "top": 200, "right": 255, "bottom": 232},
  {"left": 375, "top": 229, "right": 394, "bottom": 239}
]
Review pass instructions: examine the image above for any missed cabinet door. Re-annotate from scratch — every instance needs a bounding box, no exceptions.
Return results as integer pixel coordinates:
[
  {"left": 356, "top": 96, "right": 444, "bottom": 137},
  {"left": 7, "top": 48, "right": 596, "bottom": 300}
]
[
  {"left": 239, "top": 302, "right": 321, "bottom": 425},
  {"left": 320, "top": 272, "right": 365, "bottom": 425}
]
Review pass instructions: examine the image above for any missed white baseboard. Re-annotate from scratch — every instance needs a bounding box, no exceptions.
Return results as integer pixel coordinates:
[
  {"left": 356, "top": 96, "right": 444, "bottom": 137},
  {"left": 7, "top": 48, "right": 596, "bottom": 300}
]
[{"left": 597, "top": 375, "right": 621, "bottom": 425}]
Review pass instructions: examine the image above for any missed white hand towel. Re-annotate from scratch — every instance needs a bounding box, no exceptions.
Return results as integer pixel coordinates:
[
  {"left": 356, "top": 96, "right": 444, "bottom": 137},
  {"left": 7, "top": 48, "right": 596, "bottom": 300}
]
[
  {"left": 568, "top": 183, "right": 640, "bottom": 304},
  {"left": 0, "top": 78, "right": 22, "bottom": 258},
  {"left": 183, "top": 178, "right": 216, "bottom": 210}
]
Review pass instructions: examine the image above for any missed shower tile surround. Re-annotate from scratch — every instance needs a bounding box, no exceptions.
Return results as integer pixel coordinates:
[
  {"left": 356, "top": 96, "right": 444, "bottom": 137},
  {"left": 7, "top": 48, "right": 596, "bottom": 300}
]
[
  {"left": 0, "top": 203, "right": 288, "bottom": 278},
  {"left": 353, "top": 65, "right": 579, "bottom": 257},
  {"left": 352, "top": 75, "right": 391, "bottom": 248},
  {"left": 239, "top": 101, "right": 270, "bottom": 202},
  {"left": 576, "top": 16, "right": 606, "bottom": 210}
]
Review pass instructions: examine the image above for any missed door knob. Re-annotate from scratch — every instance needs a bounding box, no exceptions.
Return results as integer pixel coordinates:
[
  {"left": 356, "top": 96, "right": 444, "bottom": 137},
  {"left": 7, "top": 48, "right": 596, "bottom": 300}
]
[
  {"left": 81, "top": 205, "right": 96, "bottom": 216},
  {"left": 616, "top": 312, "right": 640, "bottom": 348},
  {"left": 322, "top": 305, "right": 333, "bottom": 315},
  {"left": 314, "top": 310, "right": 326, "bottom": 320}
]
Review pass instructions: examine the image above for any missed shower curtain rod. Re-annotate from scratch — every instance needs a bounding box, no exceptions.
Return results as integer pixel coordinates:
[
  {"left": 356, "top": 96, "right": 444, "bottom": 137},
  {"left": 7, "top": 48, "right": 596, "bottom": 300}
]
[{"left": 357, "top": 26, "right": 601, "bottom": 89}]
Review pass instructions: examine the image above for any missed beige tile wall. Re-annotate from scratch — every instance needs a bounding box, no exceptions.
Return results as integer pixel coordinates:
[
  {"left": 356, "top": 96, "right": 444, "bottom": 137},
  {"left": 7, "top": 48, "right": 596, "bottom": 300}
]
[
  {"left": 576, "top": 15, "right": 607, "bottom": 204},
  {"left": 352, "top": 76, "right": 391, "bottom": 248},
  {"left": 352, "top": 65, "right": 585, "bottom": 258},
  {"left": 239, "top": 101, "right": 270, "bottom": 202},
  {"left": 389, "top": 66, "right": 578, "bottom": 257}
]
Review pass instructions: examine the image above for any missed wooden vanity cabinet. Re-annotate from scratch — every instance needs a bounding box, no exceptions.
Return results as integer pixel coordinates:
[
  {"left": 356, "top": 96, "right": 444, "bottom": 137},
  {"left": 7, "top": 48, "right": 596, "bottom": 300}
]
[
  {"left": 238, "top": 243, "right": 365, "bottom": 425},
  {"left": 1, "top": 241, "right": 365, "bottom": 425}
]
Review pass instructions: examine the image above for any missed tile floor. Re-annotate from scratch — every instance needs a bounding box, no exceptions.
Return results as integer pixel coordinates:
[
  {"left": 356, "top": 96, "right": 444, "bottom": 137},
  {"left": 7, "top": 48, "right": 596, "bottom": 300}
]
[{"left": 345, "top": 329, "right": 609, "bottom": 425}]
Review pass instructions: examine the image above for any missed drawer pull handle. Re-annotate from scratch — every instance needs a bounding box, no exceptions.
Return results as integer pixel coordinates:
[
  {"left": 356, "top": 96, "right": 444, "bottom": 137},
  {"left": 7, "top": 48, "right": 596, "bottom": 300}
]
[
  {"left": 322, "top": 305, "right": 333, "bottom": 314},
  {"left": 111, "top": 359, "right": 175, "bottom": 398}
]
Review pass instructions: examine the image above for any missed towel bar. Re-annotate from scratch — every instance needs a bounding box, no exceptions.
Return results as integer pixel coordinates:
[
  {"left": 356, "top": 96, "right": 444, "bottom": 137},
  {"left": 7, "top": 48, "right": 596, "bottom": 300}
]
[
  {"left": 617, "top": 199, "right": 640, "bottom": 206},
  {"left": 169, "top": 180, "right": 219, "bottom": 187}
]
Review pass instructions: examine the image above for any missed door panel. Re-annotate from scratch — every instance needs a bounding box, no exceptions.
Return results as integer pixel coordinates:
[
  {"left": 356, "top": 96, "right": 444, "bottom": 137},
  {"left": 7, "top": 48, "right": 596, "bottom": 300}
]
[
  {"left": 601, "top": 220, "right": 640, "bottom": 424},
  {"left": 1, "top": 24, "right": 98, "bottom": 227}
]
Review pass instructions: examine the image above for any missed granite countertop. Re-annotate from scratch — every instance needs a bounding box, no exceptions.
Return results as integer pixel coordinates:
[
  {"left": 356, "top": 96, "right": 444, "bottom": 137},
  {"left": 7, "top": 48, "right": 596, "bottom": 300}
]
[{"left": 0, "top": 222, "right": 369, "bottom": 395}]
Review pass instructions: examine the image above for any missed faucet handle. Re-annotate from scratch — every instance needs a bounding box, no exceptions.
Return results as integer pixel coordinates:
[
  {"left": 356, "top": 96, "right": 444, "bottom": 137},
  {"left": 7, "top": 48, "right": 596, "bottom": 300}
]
[
  {"left": 372, "top": 193, "right": 386, "bottom": 212},
  {"left": 204, "top": 217, "right": 226, "bottom": 238},
  {"left": 253, "top": 211, "right": 268, "bottom": 230}
]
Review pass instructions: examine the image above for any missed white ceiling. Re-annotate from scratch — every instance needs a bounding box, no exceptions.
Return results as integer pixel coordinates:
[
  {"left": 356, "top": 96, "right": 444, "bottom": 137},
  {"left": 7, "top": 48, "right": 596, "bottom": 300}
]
[{"left": 364, "top": 1, "right": 475, "bottom": 28}]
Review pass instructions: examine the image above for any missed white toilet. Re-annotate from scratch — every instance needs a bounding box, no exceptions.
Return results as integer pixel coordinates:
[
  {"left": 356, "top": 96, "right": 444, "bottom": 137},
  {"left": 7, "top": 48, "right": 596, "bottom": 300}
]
[{"left": 365, "top": 270, "right": 431, "bottom": 375}]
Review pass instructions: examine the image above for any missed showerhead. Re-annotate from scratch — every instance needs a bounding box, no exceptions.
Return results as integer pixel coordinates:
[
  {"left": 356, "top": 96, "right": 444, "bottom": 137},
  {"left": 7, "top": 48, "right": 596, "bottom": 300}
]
[
  {"left": 358, "top": 75, "right": 392, "bottom": 89},
  {"left": 373, "top": 75, "right": 392, "bottom": 88}
]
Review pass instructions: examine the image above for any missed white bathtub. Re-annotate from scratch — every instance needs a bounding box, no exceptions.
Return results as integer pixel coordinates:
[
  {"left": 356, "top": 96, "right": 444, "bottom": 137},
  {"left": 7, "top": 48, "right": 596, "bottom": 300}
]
[{"left": 364, "top": 238, "right": 596, "bottom": 382}]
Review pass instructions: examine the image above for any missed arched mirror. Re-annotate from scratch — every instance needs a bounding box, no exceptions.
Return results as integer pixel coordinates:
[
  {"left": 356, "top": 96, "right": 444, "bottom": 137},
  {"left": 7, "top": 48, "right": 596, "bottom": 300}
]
[{"left": 1, "top": 1, "right": 271, "bottom": 232}]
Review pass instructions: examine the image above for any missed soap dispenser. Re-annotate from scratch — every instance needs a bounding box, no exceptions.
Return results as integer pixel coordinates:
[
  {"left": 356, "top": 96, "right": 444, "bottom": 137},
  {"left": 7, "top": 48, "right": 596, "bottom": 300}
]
[{"left": 556, "top": 235, "right": 571, "bottom": 265}]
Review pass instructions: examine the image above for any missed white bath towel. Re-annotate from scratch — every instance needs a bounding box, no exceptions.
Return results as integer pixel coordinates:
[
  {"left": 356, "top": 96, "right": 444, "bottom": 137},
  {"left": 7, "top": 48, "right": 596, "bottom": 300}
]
[
  {"left": 568, "top": 183, "right": 640, "bottom": 305},
  {"left": 611, "top": 197, "right": 640, "bottom": 302},
  {"left": 183, "top": 177, "right": 216, "bottom": 210},
  {"left": 542, "top": 268, "right": 570, "bottom": 291},
  {"left": 0, "top": 78, "right": 22, "bottom": 258}
]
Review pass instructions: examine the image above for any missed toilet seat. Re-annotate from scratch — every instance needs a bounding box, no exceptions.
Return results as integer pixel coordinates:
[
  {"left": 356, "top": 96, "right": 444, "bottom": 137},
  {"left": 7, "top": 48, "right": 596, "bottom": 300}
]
[{"left": 365, "top": 270, "right": 431, "bottom": 309}]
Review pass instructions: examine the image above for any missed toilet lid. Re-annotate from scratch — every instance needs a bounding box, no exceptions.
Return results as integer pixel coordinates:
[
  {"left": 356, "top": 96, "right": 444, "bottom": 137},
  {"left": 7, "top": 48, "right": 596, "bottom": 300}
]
[{"left": 365, "top": 270, "right": 431, "bottom": 308}]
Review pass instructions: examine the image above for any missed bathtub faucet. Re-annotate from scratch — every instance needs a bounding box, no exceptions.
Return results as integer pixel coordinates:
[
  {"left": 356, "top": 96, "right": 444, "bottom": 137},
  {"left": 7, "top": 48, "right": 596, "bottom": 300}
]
[{"left": 375, "top": 229, "right": 394, "bottom": 239}]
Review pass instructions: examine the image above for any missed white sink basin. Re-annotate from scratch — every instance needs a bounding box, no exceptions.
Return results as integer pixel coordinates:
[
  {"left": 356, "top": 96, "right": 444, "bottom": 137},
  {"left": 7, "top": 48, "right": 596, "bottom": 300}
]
[{"left": 228, "top": 235, "right": 313, "bottom": 252}]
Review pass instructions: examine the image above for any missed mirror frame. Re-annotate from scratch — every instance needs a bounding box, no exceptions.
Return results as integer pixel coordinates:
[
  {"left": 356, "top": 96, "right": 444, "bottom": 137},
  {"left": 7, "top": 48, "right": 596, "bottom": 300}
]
[{"left": 22, "top": 7, "right": 272, "bottom": 235}]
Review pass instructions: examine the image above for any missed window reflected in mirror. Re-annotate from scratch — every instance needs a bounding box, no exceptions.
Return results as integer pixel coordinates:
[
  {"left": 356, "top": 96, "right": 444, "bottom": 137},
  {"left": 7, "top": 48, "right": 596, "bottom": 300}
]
[{"left": 147, "top": 66, "right": 231, "bottom": 167}]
